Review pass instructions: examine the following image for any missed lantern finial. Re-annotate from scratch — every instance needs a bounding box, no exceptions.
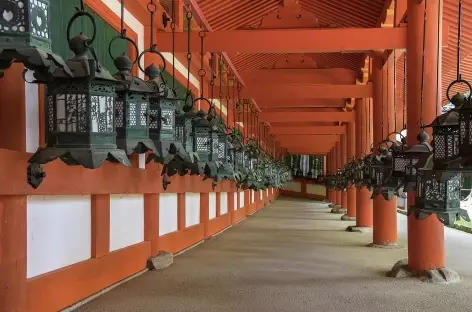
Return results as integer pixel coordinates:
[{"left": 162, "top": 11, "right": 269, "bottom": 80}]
[{"left": 417, "top": 129, "right": 429, "bottom": 143}]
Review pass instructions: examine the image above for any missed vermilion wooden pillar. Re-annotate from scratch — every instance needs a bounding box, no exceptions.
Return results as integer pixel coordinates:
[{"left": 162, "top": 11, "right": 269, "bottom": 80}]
[
  {"left": 345, "top": 122, "right": 357, "bottom": 219},
  {"left": 348, "top": 98, "right": 373, "bottom": 231},
  {"left": 371, "top": 54, "right": 398, "bottom": 247},
  {"left": 334, "top": 142, "right": 342, "bottom": 207},
  {"left": 327, "top": 150, "right": 333, "bottom": 204},
  {"left": 340, "top": 134, "right": 348, "bottom": 211},
  {"left": 406, "top": 0, "right": 445, "bottom": 273}
]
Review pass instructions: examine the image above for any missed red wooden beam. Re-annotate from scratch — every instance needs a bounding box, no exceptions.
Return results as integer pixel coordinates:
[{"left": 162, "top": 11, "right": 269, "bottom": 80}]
[
  {"left": 241, "top": 68, "right": 357, "bottom": 85},
  {"left": 258, "top": 99, "right": 345, "bottom": 108},
  {"left": 156, "top": 28, "right": 408, "bottom": 53},
  {"left": 215, "top": 83, "right": 373, "bottom": 99},
  {"left": 270, "top": 126, "right": 346, "bottom": 135},
  {"left": 260, "top": 111, "right": 355, "bottom": 123}
]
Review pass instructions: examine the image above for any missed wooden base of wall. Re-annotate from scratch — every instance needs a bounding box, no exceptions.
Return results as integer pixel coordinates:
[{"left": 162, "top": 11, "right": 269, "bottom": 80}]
[{"left": 20, "top": 190, "right": 280, "bottom": 312}]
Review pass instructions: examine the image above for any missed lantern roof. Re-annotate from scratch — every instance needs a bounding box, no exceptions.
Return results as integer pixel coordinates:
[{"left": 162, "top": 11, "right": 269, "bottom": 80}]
[
  {"left": 424, "top": 107, "right": 459, "bottom": 128},
  {"left": 113, "top": 54, "right": 154, "bottom": 93},
  {"left": 53, "top": 33, "right": 116, "bottom": 82}
]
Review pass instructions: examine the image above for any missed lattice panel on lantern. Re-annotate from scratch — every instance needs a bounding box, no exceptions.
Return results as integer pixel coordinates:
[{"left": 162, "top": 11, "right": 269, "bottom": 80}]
[
  {"left": 197, "top": 137, "right": 209, "bottom": 152},
  {"left": 140, "top": 103, "right": 148, "bottom": 126},
  {"left": 460, "top": 121, "right": 466, "bottom": 145},
  {"left": 417, "top": 173, "right": 423, "bottom": 197},
  {"left": 129, "top": 103, "right": 137, "bottom": 126},
  {"left": 115, "top": 100, "right": 124, "bottom": 128},
  {"left": 30, "top": 0, "right": 49, "bottom": 39},
  {"left": 447, "top": 176, "right": 461, "bottom": 201},
  {"left": 394, "top": 157, "right": 406, "bottom": 171},
  {"left": 174, "top": 125, "right": 184, "bottom": 142},
  {"left": 218, "top": 142, "right": 225, "bottom": 160},
  {"left": 161, "top": 110, "right": 174, "bottom": 130},
  {"left": 47, "top": 95, "right": 54, "bottom": 132},
  {"left": 434, "top": 135, "right": 445, "bottom": 159},
  {"left": 425, "top": 179, "right": 446, "bottom": 201},
  {"left": 469, "top": 120, "right": 472, "bottom": 144},
  {"left": 149, "top": 107, "right": 158, "bottom": 129},
  {"left": 90, "top": 96, "right": 114, "bottom": 133}
]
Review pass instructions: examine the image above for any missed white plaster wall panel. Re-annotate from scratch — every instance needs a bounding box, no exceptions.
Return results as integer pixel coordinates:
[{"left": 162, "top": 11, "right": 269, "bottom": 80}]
[
  {"left": 251, "top": 190, "right": 255, "bottom": 203},
  {"left": 138, "top": 153, "right": 146, "bottom": 169},
  {"left": 220, "top": 192, "right": 228, "bottom": 215},
  {"left": 27, "top": 195, "right": 92, "bottom": 278},
  {"left": 266, "top": 189, "right": 269, "bottom": 197},
  {"left": 185, "top": 193, "right": 200, "bottom": 227},
  {"left": 239, "top": 191, "right": 245, "bottom": 209},
  {"left": 260, "top": 190, "right": 263, "bottom": 200},
  {"left": 209, "top": 193, "right": 217, "bottom": 220},
  {"left": 25, "top": 82, "right": 39, "bottom": 153},
  {"left": 306, "top": 184, "right": 326, "bottom": 196},
  {"left": 109, "top": 194, "right": 144, "bottom": 252},
  {"left": 234, "top": 192, "right": 238, "bottom": 210},
  {"left": 282, "top": 181, "right": 302, "bottom": 192},
  {"left": 159, "top": 193, "right": 178, "bottom": 236}
]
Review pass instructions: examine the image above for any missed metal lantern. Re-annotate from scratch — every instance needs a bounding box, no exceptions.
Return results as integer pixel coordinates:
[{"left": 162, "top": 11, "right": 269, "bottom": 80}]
[
  {"left": 411, "top": 154, "right": 469, "bottom": 226},
  {"left": 111, "top": 48, "right": 157, "bottom": 156},
  {"left": 144, "top": 65, "right": 193, "bottom": 176},
  {"left": 28, "top": 11, "right": 130, "bottom": 180},
  {"left": 213, "top": 117, "right": 235, "bottom": 182},
  {"left": 0, "top": 0, "right": 70, "bottom": 79},
  {"left": 403, "top": 129, "right": 433, "bottom": 192},
  {"left": 423, "top": 105, "right": 460, "bottom": 172}
]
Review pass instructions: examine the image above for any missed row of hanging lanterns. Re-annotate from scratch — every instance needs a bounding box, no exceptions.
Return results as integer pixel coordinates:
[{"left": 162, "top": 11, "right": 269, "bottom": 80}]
[
  {"left": 0, "top": 0, "right": 291, "bottom": 189},
  {"left": 326, "top": 0, "right": 470, "bottom": 226}
]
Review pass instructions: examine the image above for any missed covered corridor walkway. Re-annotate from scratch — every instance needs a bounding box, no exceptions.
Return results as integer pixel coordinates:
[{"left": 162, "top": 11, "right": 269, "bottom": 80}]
[{"left": 78, "top": 197, "right": 472, "bottom": 312}]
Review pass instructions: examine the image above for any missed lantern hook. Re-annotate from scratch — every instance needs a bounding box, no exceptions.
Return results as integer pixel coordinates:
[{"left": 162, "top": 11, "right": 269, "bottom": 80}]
[{"left": 162, "top": 174, "right": 171, "bottom": 190}]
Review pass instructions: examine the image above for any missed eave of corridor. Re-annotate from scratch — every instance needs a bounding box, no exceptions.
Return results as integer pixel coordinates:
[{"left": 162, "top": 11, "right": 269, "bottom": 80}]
[{"left": 77, "top": 197, "right": 472, "bottom": 312}]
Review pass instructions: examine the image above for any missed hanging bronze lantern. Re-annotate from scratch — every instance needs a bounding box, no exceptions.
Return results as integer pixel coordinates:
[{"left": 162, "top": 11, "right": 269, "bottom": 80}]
[
  {"left": 28, "top": 10, "right": 130, "bottom": 188},
  {"left": 403, "top": 129, "right": 433, "bottom": 192},
  {"left": 0, "top": 0, "right": 70, "bottom": 80},
  {"left": 110, "top": 37, "right": 157, "bottom": 156},
  {"left": 409, "top": 154, "right": 469, "bottom": 226}
]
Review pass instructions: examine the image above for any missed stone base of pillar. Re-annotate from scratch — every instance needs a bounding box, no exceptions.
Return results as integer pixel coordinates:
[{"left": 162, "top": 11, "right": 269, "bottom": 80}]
[
  {"left": 328, "top": 203, "right": 336, "bottom": 208},
  {"left": 147, "top": 251, "right": 174, "bottom": 270},
  {"left": 366, "top": 242, "right": 403, "bottom": 249},
  {"left": 331, "top": 206, "right": 346, "bottom": 214},
  {"left": 341, "top": 214, "right": 356, "bottom": 221},
  {"left": 388, "top": 259, "right": 460, "bottom": 284},
  {"left": 346, "top": 226, "right": 372, "bottom": 233}
]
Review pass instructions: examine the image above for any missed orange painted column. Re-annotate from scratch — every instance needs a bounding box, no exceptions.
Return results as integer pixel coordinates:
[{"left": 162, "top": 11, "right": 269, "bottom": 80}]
[
  {"left": 407, "top": 0, "right": 445, "bottom": 271},
  {"left": 334, "top": 143, "right": 342, "bottom": 206},
  {"left": 372, "top": 54, "right": 398, "bottom": 247},
  {"left": 0, "top": 196, "right": 27, "bottom": 312},
  {"left": 328, "top": 149, "right": 334, "bottom": 203},
  {"left": 355, "top": 99, "right": 373, "bottom": 228},
  {"left": 346, "top": 121, "right": 357, "bottom": 218},
  {"left": 340, "top": 134, "right": 348, "bottom": 210},
  {"left": 200, "top": 193, "right": 210, "bottom": 238}
]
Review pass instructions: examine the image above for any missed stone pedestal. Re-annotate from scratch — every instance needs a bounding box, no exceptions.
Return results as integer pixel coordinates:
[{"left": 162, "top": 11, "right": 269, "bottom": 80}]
[
  {"left": 346, "top": 225, "right": 372, "bottom": 233},
  {"left": 388, "top": 259, "right": 460, "bottom": 284},
  {"left": 341, "top": 214, "right": 356, "bottom": 221},
  {"left": 147, "top": 251, "right": 173, "bottom": 270}
]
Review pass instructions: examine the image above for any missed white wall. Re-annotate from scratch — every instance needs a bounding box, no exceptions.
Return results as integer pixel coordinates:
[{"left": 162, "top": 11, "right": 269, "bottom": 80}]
[
  {"left": 239, "top": 191, "right": 245, "bottom": 209},
  {"left": 209, "top": 192, "right": 217, "bottom": 220},
  {"left": 234, "top": 192, "right": 238, "bottom": 211},
  {"left": 27, "top": 195, "right": 92, "bottom": 278},
  {"left": 159, "top": 193, "right": 178, "bottom": 236},
  {"left": 220, "top": 192, "right": 228, "bottom": 215},
  {"left": 109, "top": 194, "right": 144, "bottom": 252},
  {"left": 185, "top": 193, "right": 200, "bottom": 227},
  {"left": 260, "top": 190, "right": 263, "bottom": 200},
  {"left": 251, "top": 190, "right": 255, "bottom": 203}
]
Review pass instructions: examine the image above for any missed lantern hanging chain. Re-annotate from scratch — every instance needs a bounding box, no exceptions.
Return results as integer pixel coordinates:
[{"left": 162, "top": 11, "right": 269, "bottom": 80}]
[
  {"left": 219, "top": 55, "right": 224, "bottom": 118},
  {"left": 419, "top": 0, "right": 428, "bottom": 125},
  {"left": 381, "top": 61, "right": 384, "bottom": 141},
  {"left": 386, "top": 61, "right": 390, "bottom": 139},
  {"left": 120, "top": 0, "right": 126, "bottom": 37},
  {"left": 209, "top": 53, "right": 215, "bottom": 102},
  {"left": 171, "top": 0, "right": 176, "bottom": 89},
  {"left": 185, "top": 8, "right": 192, "bottom": 93},
  {"left": 198, "top": 30, "right": 206, "bottom": 99},
  {"left": 148, "top": 0, "right": 156, "bottom": 49},
  {"left": 226, "top": 67, "right": 231, "bottom": 128},
  {"left": 403, "top": 52, "right": 406, "bottom": 128},
  {"left": 457, "top": 0, "right": 463, "bottom": 81}
]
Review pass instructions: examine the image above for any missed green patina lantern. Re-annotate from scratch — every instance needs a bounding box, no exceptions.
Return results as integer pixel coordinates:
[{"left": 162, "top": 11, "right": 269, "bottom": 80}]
[
  {"left": 404, "top": 129, "right": 433, "bottom": 192},
  {"left": 111, "top": 40, "right": 157, "bottom": 156},
  {"left": 28, "top": 10, "right": 130, "bottom": 187},
  {"left": 0, "top": 0, "right": 70, "bottom": 79},
  {"left": 410, "top": 154, "right": 469, "bottom": 226}
]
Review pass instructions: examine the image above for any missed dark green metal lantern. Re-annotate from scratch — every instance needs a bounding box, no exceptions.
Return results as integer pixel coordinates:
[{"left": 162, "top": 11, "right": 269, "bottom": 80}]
[
  {"left": 0, "top": 0, "right": 70, "bottom": 79},
  {"left": 111, "top": 40, "right": 157, "bottom": 156},
  {"left": 403, "top": 129, "right": 433, "bottom": 192},
  {"left": 28, "top": 11, "right": 130, "bottom": 176},
  {"left": 410, "top": 154, "right": 469, "bottom": 226}
]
